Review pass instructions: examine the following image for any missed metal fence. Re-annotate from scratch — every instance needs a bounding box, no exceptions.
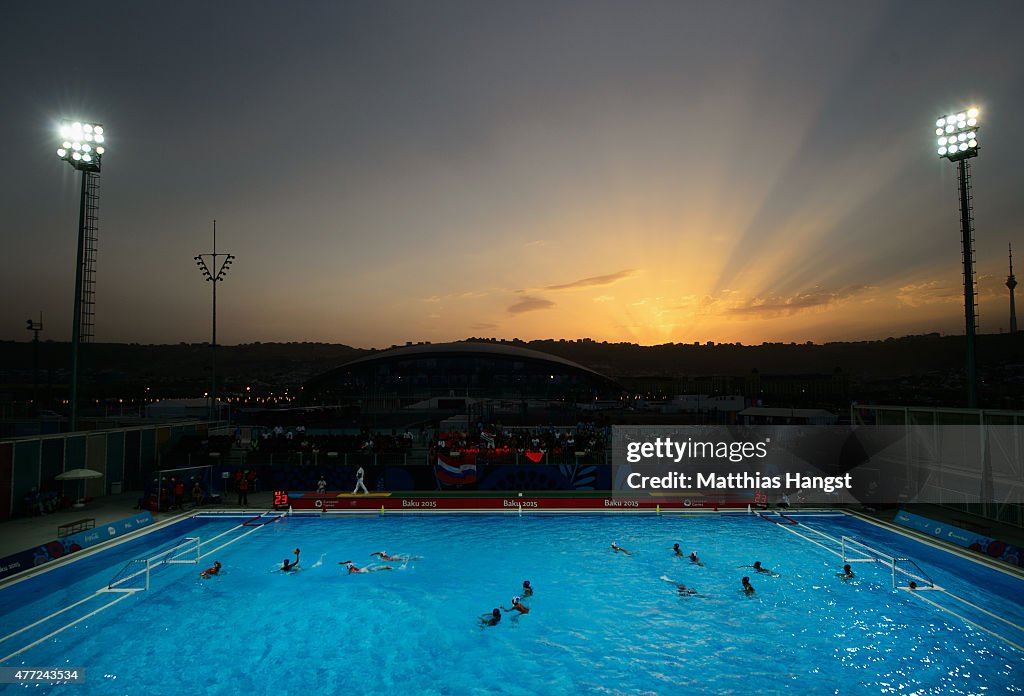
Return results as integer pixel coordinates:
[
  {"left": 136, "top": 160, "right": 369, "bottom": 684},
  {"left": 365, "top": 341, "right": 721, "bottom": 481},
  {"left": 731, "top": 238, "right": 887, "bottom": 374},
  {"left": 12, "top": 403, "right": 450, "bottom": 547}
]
[{"left": 852, "top": 405, "right": 1024, "bottom": 528}]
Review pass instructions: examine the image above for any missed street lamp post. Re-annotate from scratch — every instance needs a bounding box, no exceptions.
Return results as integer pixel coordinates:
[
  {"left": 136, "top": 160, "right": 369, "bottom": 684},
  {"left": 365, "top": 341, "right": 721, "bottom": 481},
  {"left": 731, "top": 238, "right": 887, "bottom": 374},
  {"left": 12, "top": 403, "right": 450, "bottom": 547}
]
[
  {"left": 55, "top": 121, "right": 106, "bottom": 431},
  {"left": 934, "top": 107, "right": 981, "bottom": 408},
  {"left": 194, "top": 221, "right": 235, "bottom": 422}
]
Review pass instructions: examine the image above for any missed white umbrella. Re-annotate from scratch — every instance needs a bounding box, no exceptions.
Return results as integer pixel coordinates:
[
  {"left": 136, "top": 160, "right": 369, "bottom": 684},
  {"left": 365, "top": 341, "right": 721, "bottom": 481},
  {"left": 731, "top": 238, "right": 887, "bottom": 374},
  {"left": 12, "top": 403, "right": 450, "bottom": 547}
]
[
  {"left": 55, "top": 468, "right": 104, "bottom": 507},
  {"left": 55, "top": 468, "right": 104, "bottom": 481}
]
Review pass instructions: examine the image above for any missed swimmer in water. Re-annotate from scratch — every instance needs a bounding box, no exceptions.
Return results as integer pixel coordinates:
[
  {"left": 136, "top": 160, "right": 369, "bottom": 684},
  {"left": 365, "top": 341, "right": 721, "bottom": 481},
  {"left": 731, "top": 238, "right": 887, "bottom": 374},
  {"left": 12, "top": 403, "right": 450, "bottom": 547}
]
[
  {"left": 660, "top": 575, "right": 700, "bottom": 596},
  {"left": 479, "top": 608, "right": 502, "bottom": 627},
  {"left": 741, "top": 576, "right": 755, "bottom": 595},
  {"left": 502, "top": 596, "right": 530, "bottom": 614},
  {"left": 837, "top": 564, "right": 855, "bottom": 580},
  {"left": 370, "top": 551, "right": 422, "bottom": 562},
  {"left": 281, "top": 548, "right": 300, "bottom": 572},
  {"left": 908, "top": 581, "right": 918, "bottom": 590},
  {"left": 611, "top": 542, "right": 632, "bottom": 556},
  {"left": 521, "top": 580, "right": 533, "bottom": 597},
  {"left": 200, "top": 561, "right": 221, "bottom": 578},
  {"left": 688, "top": 551, "right": 704, "bottom": 566},
  {"left": 339, "top": 560, "right": 393, "bottom": 574},
  {"left": 672, "top": 543, "right": 684, "bottom": 556},
  {"left": 739, "top": 560, "right": 777, "bottom": 576}
]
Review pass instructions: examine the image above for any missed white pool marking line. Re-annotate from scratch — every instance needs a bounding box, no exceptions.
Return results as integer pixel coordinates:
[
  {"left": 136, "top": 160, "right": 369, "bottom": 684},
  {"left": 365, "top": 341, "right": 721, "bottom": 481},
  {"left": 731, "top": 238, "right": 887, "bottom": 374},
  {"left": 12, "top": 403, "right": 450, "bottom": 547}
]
[
  {"left": 847, "top": 509, "right": 1024, "bottom": 581},
  {"left": 764, "top": 515, "right": 1024, "bottom": 653},
  {"left": 940, "top": 591, "right": 1024, "bottom": 634},
  {"left": 776, "top": 517, "right": 940, "bottom": 589},
  {"left": 902, "top": 588, "right": 1024, "bottom": 653},
  {"left": 2, "top": 536, "right": 206, "bottom": 646},
  {"left": 771, "top": 516, "right": 937, "bottom": 584},
  {"left": 106, "top": 536, "right": 202, "bottom": 590},
  {"left": 0, "top": 512, "right": 283, "bottom": 663},
  {"left": 770, "top": 517, "right": 844, "bottom": 558},
  {"left": 1, "top": 532, "right": 222, "bottom": 647},
  {"left": 0, "top": 592, "right": 135, "bottom": 664},
  {"left": 0, "top": 592, "right": 107, "bottom": 646},
  {"left": 108, "top": 512, "right": 284, "bottom": 590},
  {"left": 4, "top": 509, "right": 1020, "bottom": 660},
  {"left": 0, "top": 506, "right": 205, "bottom": 591},
  {"left": 754, "top": 513, "right": 1022, "bottom": 640},
  {"left": 197, "top": 518, "right": 279, "bottom": 562}
]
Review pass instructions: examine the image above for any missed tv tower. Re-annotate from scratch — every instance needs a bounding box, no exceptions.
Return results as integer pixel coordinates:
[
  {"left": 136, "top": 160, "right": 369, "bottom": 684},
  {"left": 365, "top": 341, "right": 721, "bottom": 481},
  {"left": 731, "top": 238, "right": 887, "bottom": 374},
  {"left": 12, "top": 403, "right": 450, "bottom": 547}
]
[{"left": 1008, "top": 243, "right": 1018, "bottom": 334}]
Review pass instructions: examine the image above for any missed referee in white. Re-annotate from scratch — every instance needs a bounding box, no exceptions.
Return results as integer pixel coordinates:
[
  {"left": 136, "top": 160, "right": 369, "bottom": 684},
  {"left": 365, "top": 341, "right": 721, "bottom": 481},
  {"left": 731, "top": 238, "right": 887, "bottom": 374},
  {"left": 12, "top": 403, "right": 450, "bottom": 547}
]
[{"left": 352, "top": 465, "right": 369, "bottom": 494}]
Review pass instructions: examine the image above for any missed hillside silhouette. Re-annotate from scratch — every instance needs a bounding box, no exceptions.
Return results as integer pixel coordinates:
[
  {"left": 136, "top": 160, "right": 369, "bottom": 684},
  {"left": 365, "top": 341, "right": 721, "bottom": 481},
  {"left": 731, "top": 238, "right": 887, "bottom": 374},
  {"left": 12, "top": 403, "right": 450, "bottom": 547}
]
[{"left": 1, "top": 332, "right": 1022, "bottom": 409}]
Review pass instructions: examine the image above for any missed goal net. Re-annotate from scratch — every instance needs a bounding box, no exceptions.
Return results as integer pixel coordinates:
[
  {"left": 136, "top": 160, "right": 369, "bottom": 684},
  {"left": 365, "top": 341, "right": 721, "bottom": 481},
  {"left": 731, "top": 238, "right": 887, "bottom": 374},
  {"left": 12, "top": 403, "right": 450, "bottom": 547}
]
[
  {"left": 106, "top": 536, "right": 201, "bottom": 593},
  {"left": 842, "top": 536, "right": 935, "bottom": 589},
  {"left": 150, "top": 464, "right": 216, "bottom": 511}
]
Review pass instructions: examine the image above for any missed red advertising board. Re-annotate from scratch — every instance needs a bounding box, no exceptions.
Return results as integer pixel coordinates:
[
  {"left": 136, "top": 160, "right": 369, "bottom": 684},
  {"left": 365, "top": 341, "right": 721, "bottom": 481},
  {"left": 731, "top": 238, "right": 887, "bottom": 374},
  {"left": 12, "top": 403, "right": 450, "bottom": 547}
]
[{"left": 278, "top": 493, "right": 746, "bottom": 511}]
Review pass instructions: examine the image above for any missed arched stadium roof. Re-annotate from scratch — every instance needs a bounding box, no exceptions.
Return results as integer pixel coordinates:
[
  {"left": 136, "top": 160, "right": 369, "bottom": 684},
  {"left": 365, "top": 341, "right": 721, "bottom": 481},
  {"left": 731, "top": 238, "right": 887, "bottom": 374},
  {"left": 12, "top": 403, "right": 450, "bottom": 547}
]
[{"left": 305, "top": 341, "right": 622, "bottom": 393}]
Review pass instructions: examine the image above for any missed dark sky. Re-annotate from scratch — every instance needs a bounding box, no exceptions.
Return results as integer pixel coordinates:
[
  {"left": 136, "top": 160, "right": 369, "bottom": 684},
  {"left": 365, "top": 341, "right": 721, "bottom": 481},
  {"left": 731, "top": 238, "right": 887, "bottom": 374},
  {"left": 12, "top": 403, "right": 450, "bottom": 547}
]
[{"left": 3, "top": 1, "right": 1023, "bottom": 347}]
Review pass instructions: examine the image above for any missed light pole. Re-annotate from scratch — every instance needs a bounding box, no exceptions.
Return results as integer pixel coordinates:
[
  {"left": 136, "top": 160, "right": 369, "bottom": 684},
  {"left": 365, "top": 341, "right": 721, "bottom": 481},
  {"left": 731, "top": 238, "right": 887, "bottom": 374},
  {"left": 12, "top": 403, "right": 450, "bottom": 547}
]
[
  {"left": 934, "top": 107, "right": 980, "bottom": 408},
  {"left": 55, "top": 120, "right": 106, "bottom": 431},
  {"left": 194, "top": 221, "right": 235, "bottom": 422},
  {"left": 26, "top": 314, "right": 43, "bottom": 412}
]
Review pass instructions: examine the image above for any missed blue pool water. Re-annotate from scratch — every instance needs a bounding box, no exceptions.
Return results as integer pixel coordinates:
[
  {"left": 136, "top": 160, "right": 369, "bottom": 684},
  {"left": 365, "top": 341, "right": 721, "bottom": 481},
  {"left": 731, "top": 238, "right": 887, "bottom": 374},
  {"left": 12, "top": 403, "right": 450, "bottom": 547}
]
[{"left": 1, "top": 512, "right": 1021, "bottom": 695}]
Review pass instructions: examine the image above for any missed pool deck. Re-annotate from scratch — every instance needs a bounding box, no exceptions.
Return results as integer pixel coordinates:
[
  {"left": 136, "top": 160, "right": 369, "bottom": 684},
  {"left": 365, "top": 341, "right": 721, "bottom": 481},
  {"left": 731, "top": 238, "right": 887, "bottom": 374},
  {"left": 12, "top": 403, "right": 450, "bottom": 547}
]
[{"left": 0, "top": 491, "right": 277, "bottom": 560}]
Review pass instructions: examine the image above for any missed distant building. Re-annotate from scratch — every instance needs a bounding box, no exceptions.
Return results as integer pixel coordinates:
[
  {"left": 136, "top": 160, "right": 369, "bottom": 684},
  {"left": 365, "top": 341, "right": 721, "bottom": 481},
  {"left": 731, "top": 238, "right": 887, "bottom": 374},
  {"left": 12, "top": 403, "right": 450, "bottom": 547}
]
[
  {"left": 738, "top": 407, "right": 838, "bottom": 425},
  {"left": 745, "top": 371, "right": 850, "bottom": 403},
  {"left": 303, "top": 341, "right": 624, "bottom": 410},
  {"left": 661, "top": 395, "right": 746, "bottom": 414},
  {"left": 145, "top": 398, "right": 227, "bottom": 420}
]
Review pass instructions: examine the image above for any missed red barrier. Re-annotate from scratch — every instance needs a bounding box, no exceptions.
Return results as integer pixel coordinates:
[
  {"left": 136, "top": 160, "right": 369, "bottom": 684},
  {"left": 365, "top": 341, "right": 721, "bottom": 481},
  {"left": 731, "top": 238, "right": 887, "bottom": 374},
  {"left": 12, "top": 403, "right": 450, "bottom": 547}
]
[{"left": 281, "top": 494, "right": 751, "bottom": 511}]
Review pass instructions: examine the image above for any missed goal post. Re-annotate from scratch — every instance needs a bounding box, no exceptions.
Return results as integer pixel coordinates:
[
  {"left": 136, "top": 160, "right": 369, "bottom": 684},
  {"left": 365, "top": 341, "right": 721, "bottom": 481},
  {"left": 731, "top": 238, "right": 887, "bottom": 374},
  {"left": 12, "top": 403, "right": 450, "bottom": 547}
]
[
  {"left": 841, "top": 536, "right": 882, "bottom": 563},
  {"left": 107, "top": 559, "right": 150, "bottom": 592},
  {"left": 105, "top": 536, "right": 202, "bottom": 593},
  {"left": 893, "top": 556, "right": 935, "bottom": 590},
  {"left": 151, "top": 464, "right": 216, "bottom": 511},
  {"left": 164, "top": 537, "right": 201, "bottom": 565},
  {"left": 841, "top": 536, "right": 935, "bottom": 589}
]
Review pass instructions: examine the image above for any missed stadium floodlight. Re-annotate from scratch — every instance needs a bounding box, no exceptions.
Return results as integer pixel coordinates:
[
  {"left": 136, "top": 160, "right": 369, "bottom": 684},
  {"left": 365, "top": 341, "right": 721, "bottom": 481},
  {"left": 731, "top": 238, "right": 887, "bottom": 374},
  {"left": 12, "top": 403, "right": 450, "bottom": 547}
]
[
  {"left": 57, "top": 120, "right": 105, "bottom": 172},
  {"left": 26, "top": 314, "right": 44, "bottom": 410},
  {"left": 933, "top": 105, "right": 983, "bottom": 408},
  {"left": 194, "top": 221, "right": 235, "bottom": 421},
  {"left": 936, "top": 107, "right": 979, "bottom": 161},
  {"left": 54, "top": 118, "right": 107, "bottom": 431}
]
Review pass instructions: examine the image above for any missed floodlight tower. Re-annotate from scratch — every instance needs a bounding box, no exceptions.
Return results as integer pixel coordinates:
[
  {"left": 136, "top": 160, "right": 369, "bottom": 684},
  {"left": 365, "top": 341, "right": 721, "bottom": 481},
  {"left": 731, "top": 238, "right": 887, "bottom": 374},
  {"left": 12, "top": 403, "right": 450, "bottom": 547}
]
[
  {"left": 194, "top": 221, "right": 235, "bottom": 421},
  {"left": 935, "top": 107, "right": 981, "bottom": 408},
  {"left": 26, "top": 313, "right": 43, "bottom": 411},
  {"left": 55, "top": 120, "right": 106, "bottom": 431}
]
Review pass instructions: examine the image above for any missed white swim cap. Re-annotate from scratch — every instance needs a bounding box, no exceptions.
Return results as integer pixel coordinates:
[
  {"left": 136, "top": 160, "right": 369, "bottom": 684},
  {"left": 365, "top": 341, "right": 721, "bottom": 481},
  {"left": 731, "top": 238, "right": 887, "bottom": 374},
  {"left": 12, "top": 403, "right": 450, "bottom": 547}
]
[{"left": 512, "top": 596, "right": 521, "bottom": 604}]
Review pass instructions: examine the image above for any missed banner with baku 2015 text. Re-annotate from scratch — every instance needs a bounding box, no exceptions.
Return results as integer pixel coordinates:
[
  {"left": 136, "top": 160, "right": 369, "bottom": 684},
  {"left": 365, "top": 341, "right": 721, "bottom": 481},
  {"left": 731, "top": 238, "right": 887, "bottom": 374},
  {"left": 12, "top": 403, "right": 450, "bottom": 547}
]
[
  {"left": 0, "top": 512, "right": 154, "bottom": 580},
  {"left": 894, "top": 510, "right": 1022, "bottom": 567}
]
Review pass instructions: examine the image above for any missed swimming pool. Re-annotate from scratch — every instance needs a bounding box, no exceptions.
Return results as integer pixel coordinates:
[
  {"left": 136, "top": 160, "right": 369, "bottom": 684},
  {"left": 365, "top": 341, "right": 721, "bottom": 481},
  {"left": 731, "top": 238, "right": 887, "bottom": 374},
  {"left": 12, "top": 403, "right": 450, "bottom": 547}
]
[{"left": 1, "top": 512, "right": 1021, "bottom": 695}]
